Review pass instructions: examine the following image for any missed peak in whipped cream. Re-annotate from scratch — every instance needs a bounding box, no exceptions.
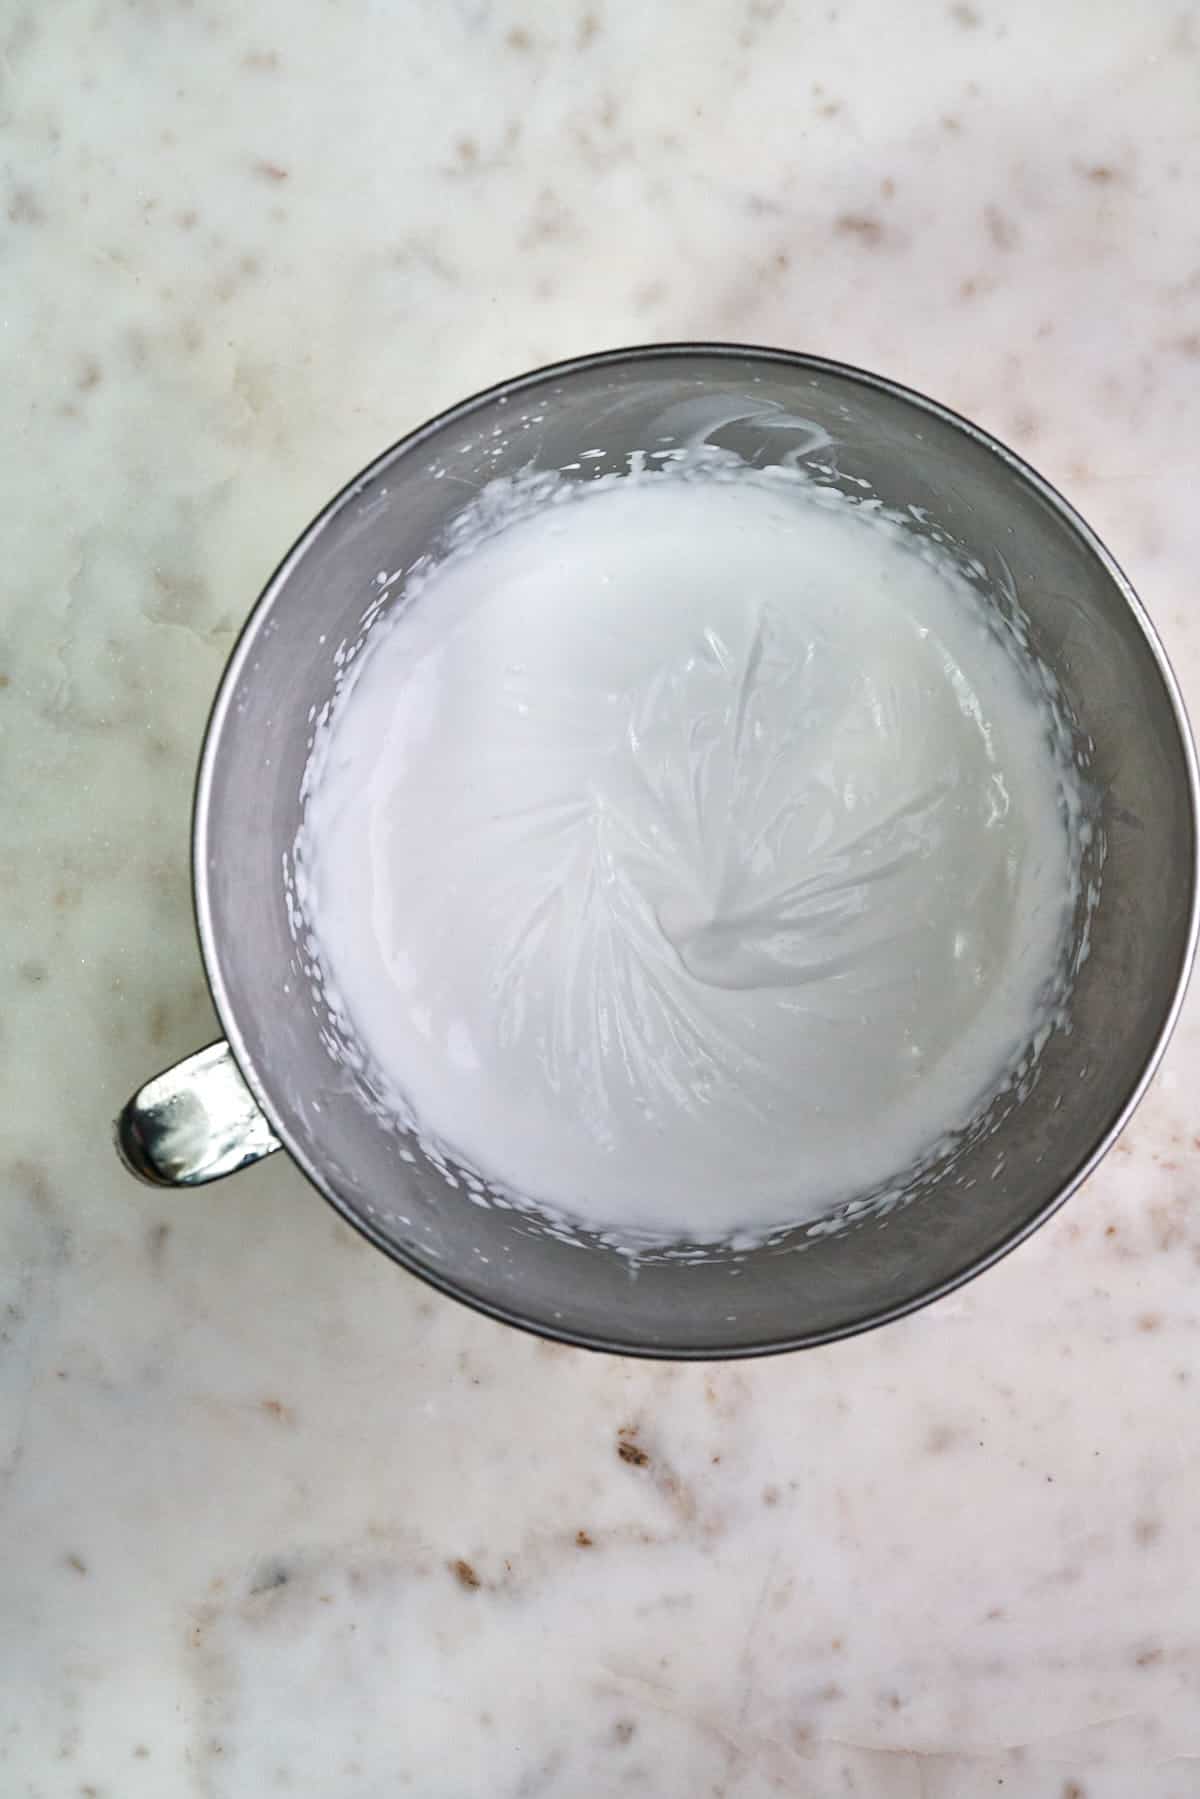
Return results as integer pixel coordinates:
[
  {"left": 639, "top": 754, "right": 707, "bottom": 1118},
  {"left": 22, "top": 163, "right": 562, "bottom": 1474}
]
[{"left": 293, "top": 461, "right": 1087, "bottom": 1245}]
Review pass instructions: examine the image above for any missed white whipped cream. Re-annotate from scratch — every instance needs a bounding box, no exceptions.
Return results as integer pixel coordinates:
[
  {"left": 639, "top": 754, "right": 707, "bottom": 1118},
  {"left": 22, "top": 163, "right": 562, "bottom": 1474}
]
[{"left": 295, "top": 466, "right": 1083, "bottom": 1242}]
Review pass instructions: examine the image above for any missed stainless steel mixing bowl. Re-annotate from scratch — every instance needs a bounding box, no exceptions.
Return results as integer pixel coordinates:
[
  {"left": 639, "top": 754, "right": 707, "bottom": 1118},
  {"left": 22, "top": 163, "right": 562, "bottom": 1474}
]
[{"left": 115, "top": 345, "right": 1199, "bottom": 1357}]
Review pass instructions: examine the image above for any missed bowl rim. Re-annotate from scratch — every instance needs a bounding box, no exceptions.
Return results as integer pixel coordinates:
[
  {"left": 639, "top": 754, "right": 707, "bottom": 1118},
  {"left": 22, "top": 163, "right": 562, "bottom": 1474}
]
[{"left": 192, "top": 340, "right": 1200, "bottom": 1359}]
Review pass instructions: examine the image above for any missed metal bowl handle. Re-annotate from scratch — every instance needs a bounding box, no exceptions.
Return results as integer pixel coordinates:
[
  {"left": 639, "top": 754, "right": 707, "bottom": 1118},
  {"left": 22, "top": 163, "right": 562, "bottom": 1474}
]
[{"left": 115, "top": 1041, "right": 280, "bottom": 1186}]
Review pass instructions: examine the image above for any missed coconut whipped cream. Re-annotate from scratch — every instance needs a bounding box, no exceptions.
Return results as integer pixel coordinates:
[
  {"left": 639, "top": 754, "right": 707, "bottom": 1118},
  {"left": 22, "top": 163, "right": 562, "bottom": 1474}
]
[{"left": 294, "top": 465, "right": 1082, "bottom": 1242}]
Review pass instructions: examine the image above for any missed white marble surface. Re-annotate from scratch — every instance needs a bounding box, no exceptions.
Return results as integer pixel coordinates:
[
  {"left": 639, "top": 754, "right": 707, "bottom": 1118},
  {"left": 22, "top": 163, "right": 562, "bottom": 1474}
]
[{"left": 4, "top": 1, "right": 1200, "bottom": 1793}]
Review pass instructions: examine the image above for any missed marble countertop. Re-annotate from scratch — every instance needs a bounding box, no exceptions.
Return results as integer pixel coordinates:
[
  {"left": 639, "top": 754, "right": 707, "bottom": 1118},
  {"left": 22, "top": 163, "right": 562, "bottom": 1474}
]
[{"left": 4, "top": 1, "right": 1200, "bottom": 1793}]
